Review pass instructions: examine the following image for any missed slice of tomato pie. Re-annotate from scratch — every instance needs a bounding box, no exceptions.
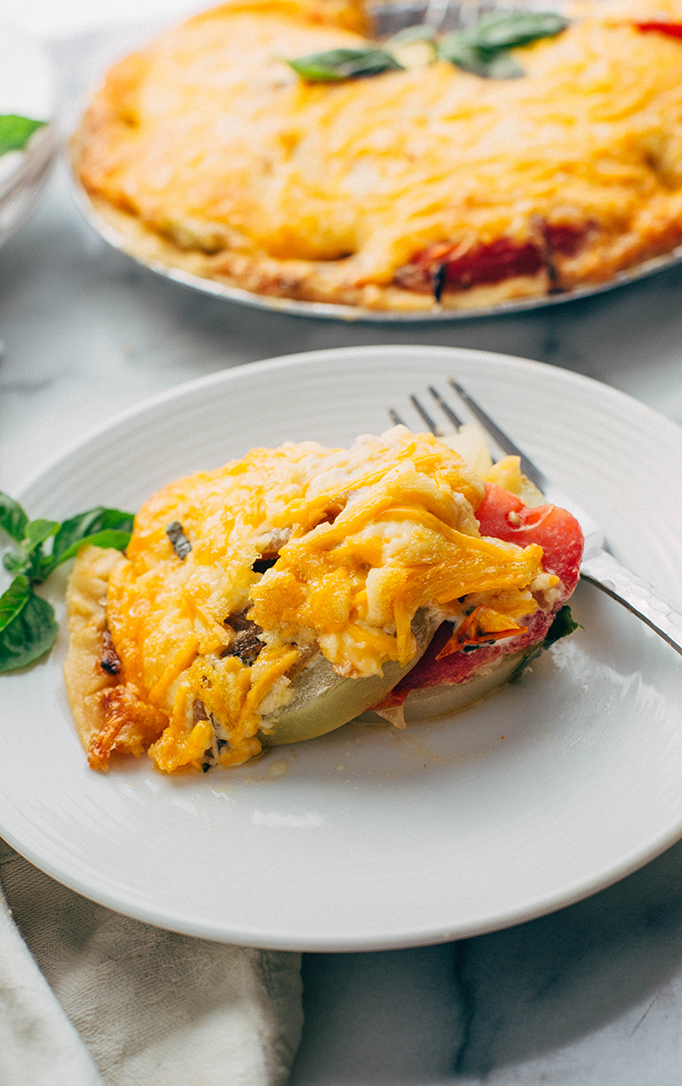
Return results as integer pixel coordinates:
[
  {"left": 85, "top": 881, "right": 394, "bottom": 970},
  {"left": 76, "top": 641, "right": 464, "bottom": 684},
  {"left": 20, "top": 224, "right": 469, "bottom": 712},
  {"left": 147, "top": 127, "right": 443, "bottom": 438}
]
[{"left": 64, "top": 427, "right": 583, "bottom": 772}]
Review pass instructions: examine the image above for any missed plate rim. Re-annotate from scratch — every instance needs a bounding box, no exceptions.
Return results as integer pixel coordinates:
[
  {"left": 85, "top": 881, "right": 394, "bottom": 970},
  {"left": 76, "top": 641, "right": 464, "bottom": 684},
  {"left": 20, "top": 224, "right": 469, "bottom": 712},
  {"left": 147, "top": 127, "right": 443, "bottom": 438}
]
[
  {"left": 13, "top": 343, "right": 682, "bottom": 503},
  {"left": 2, "top": 807, "right": 682, "bottom": 952}
]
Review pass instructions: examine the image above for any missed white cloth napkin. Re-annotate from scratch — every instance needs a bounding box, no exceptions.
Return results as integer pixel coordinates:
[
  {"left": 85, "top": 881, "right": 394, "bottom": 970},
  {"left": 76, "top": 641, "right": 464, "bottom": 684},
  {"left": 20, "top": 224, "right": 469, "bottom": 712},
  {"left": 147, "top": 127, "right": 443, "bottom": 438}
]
[{"left": 0, "top": 840, "right": 302, "bottom": 1086}]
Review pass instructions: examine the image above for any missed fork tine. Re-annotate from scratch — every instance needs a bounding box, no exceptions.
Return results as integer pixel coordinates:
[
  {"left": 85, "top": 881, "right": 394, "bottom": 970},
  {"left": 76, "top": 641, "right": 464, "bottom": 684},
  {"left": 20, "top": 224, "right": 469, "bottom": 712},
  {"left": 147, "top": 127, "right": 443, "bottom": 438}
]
[
  {"left": 448, "top": 378, "right": 548, "bottom": 490},
  {"left": 388, "top": 407, "right": 407, "bottom": 427},
  {"left": 423, "top": 0, "right": 453, "bottom": 31},
  {"left": 410, "top": 394, "right": 441, "bottom": 435},
  {"left": 428, "top": 385, "right": 463, "bottom": 429}
]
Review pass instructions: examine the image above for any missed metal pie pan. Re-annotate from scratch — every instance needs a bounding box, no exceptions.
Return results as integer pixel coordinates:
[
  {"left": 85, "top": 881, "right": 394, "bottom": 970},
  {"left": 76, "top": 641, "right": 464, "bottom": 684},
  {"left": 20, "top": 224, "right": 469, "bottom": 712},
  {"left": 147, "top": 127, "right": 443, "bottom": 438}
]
[{"left": 74, "top": 184, "right": 682, "bottom": 323}]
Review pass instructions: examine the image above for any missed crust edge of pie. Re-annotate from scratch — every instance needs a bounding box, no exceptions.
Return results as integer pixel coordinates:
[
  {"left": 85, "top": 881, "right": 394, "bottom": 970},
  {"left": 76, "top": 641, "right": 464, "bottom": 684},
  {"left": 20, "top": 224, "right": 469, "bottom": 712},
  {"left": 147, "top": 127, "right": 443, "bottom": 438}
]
[
  {"left": 73, "top": 176, "right": 554, "bottom": 313},
  {"left": 63, "top": 544, "right": 125, "bottom": 755}
]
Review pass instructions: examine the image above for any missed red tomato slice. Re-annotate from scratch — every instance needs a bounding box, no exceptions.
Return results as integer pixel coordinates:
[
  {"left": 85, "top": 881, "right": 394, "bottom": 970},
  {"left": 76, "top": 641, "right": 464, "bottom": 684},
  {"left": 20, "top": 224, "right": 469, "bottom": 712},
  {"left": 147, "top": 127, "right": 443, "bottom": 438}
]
[
  {"left": 395, "top": 238, "right": 544, "bottom": 293},
  {"left": 442, "top": 239, "right": 543, "bottom": 289},
  {"left": 635, "top": 21, "right": 682, "bottom": 39},
  {"left": 394, "top": 225, "right": 589, "bottom": 295},
  {"left": 375, "top": 484, "right": 584, "bottom": 707},
  {"left": 475, "top": 482, "right": 584, "bottom": 592}
]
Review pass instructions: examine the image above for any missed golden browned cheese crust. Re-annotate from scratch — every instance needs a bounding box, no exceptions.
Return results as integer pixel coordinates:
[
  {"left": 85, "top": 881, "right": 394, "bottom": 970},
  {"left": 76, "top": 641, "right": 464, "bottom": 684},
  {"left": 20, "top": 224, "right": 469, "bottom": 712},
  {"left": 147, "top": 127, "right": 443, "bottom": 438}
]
[{"left": 74, "top": 0, "right": 682, "bottom": 311}]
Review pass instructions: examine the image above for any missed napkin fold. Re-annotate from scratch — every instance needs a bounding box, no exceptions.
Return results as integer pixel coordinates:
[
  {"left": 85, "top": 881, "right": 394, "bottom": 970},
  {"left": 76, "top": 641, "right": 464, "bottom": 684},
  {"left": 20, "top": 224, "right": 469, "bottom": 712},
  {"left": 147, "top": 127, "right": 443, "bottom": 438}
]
[{"left": 0, "top": 841, "right": 302, "bottom": 1086}]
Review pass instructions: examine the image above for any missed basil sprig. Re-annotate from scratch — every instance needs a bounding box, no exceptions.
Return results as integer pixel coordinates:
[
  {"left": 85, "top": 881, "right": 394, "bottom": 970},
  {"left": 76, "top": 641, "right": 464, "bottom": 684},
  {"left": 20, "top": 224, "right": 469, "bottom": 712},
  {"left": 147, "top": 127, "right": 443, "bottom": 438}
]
[
  {"left": 0, "top": 492, "right": 134, "bottom": 673},
  {"left": 0, "top": 114, "right": 47, "bottom": 158},
  {"left": 438, "top": 10, "right": 569, "bottom": 78},
  {"left": 438, "top": 36, "right": 524, "bottom": 78},
  {"left": 287, "top": 8, "right": 568, "bottom": 83},
  {"left": 43, "top": 508, "right": 134, "bottom": 578},
  {"left": 286, "top": 46, "right": 403, "bottom": 82}
]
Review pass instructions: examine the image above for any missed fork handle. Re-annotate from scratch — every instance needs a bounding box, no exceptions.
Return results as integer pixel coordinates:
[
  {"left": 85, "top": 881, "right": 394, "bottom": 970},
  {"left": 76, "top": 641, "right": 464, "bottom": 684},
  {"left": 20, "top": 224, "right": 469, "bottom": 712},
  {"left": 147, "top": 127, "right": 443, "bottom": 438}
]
[{"left": 580, "top": 550, "right": 682, "bottom": 657}]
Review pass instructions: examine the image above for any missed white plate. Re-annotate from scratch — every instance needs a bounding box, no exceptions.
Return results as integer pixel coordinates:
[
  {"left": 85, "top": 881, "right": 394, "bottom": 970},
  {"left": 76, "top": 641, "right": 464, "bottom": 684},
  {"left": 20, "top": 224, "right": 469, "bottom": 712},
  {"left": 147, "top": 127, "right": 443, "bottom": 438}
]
[{"left": 2, "top": 345, "right": 682, "bottom": 952}]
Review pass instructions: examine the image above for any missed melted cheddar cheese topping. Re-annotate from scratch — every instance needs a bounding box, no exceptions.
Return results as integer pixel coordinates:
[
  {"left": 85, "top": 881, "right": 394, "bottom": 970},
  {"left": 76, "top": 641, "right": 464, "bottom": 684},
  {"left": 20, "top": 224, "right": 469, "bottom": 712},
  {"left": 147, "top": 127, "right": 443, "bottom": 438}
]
[
  {"left": 75, "top": 0, "right": 682, "bottom": 311},
  {"left": 72, "top": 428, "right": 553, "bottom": 772}
]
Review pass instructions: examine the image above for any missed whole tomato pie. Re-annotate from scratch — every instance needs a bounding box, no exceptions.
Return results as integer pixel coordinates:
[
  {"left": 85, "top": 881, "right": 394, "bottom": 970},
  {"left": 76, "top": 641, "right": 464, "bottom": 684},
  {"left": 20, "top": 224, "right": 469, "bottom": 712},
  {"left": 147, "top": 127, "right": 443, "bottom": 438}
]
[{"left": 74, "top": 0, "right": 682, "bottom": 312}]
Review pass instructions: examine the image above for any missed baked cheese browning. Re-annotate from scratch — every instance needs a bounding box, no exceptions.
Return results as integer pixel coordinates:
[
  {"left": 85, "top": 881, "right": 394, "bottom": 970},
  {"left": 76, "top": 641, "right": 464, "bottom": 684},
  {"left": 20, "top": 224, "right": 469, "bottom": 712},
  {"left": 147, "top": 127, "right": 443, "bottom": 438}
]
[
  {"left": 65, "top": 428, "right": 560, "bottom": 772},
  {"left": 75, "top": 0, "right": 682, "bottom": 311}
]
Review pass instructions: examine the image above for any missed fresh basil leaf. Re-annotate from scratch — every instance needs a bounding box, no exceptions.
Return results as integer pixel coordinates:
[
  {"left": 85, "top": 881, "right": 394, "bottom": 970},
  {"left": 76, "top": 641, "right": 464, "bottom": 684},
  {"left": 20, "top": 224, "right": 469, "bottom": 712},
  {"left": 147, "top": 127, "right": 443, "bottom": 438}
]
[
  {"left": 0, "top": 502, "right": 134, "bottom": 674},
  {"left": 0, "top": 575, "right": 32, "bottom": 633},
  {"left": 0, "top": 584, "right": 58, "bottom": 672},
  {"left": 543, "top": 604, "right": 582, "bottom": 646},
  {"left": 439, "top": 9, "right": 567, "bottom": 78},
  {"left": 1, "top": 518, "right": 59, "bottom": 580},
  {"left": 0, "top": 114, "right": 47, "bottom": 157},
  {"left": 438, "top": 36, "right": 496, "bottom": 76},
  {"left": 24, "top": 519, "right": 60, "bottom": 579},
  {"left": 3, "top": 552, "right": 27, "bottom": 576},
  {"left": 0, "top": 492, "right": 28, "bottom": 542},
  {"left": 287, "top": 47, "right": 403, "bottom": 82},
  {"left": 465, "top": 9, "right": 569, "bottom": 52},
  {"left": 482, "top": 50, "right": 524, "bottom": 78},
  {"left": 48, "top": 507, "right": 134, "bottom": 571},
  {"left": 438, "top": 35, "right": 524, "bottom": 77},
  {"left": 47, "top": 528, "right": 132, "bottom": 571},
  {"left": 25, "top": 518, "right": 60, "bottom": 552}
]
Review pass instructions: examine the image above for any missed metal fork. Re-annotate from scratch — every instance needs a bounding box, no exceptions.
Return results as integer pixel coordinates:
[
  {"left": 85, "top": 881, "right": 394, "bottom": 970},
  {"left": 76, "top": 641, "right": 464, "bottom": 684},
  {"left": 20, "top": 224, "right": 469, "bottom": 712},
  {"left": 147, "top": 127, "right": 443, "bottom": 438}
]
[
  {"left": 371, "top": 0, "right": 514, "bottom": 38},
  {"left": 390, "top": 379, "right": 682, "bottom": 657}
]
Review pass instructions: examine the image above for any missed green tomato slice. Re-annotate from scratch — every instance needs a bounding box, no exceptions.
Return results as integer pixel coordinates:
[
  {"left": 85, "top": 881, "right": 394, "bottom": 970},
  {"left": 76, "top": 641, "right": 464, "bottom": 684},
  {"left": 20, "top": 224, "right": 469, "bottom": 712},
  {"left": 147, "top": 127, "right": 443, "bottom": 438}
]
[
  {"left": 258, "top": 609, "right": 439, "bottom": 746},
  {"left": 359, "top": 644, "right": 535, "bottom": 725}
]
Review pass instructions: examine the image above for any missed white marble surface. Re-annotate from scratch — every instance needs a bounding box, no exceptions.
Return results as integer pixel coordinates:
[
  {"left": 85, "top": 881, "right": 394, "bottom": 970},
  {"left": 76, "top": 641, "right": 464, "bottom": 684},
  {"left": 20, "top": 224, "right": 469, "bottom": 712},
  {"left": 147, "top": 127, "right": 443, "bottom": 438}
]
[{"left": 2, "top": 15, "right": 682, "bottom": 1085}]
